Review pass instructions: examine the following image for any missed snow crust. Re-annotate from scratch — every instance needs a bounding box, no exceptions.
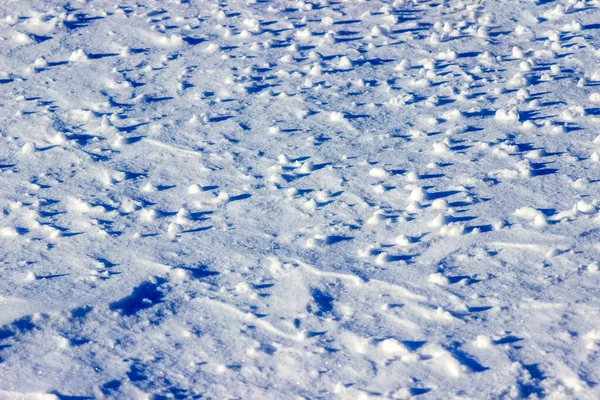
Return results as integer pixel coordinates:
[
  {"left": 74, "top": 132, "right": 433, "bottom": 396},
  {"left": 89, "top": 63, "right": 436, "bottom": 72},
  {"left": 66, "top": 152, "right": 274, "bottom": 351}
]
[{"left": 1, "top": 0, "right": 600, "bottom": 398}]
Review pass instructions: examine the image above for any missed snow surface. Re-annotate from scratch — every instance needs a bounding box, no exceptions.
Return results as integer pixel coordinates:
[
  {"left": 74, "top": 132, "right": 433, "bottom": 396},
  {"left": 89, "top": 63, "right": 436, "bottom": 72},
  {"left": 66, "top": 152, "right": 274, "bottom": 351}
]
[{"left": 1, "top": 0, "right": 600, "bottom": 398}]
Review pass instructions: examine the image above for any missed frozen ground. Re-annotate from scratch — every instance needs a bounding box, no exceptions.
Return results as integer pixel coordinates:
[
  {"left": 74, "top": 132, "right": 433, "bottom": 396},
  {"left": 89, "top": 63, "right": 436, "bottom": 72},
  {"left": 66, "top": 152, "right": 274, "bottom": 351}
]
[{"left": 1, "top": 0, "right": 600, "bottom": 398}]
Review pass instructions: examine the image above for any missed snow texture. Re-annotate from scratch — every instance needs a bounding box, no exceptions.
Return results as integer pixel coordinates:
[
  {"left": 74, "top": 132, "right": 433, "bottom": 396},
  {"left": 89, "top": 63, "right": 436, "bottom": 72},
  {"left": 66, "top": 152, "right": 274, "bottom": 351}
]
[{"left": 1, "top": 0, "right": 600, "bottom": 398}]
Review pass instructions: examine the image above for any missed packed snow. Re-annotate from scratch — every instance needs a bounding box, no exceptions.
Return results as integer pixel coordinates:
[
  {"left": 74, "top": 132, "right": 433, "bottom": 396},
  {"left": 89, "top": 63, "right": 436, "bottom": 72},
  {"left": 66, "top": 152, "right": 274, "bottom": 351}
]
[{"left": 1, "top": 0, "right": 600, "bottom": 398}]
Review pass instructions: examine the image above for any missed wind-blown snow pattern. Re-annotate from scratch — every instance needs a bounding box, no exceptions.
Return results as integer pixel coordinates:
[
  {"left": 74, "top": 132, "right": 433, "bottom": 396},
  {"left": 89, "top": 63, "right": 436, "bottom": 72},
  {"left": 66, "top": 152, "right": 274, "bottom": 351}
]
[{"left": 1, "top": 0, "right": 600, "bottom": 398}]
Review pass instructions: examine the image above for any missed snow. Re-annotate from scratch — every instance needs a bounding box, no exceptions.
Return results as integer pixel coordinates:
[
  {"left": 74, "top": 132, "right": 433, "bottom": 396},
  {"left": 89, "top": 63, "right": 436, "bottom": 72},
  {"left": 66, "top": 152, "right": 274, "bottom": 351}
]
[{"left": 1, "top": 0, "right": 600, "bottom": 398}]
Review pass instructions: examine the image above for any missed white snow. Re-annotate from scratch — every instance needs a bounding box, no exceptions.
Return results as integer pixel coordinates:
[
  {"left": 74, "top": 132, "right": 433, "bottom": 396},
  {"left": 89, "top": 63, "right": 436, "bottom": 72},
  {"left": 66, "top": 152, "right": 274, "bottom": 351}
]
[{"left": 1, "top": 0, "right": 600, "bottom": 398}]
